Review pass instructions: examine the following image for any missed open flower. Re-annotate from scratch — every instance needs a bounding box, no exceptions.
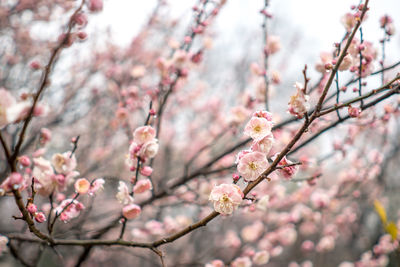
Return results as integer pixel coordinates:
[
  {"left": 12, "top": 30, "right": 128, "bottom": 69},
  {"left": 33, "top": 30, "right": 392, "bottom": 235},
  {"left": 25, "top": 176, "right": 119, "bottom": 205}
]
[
  {"left": 244, "top": 117, "right": 272, "bottom": 141},
  {"left": 237, "top": 152, "right": 269, "bottom": 181},
  {"left": 74, "top": 178, "right": 90, "bottom": 194},
  {"left": 139, "top": 139, "right": 159, "bottom": 158},
  {"left": 116, "top": 181, "right": 134, "bottom": 205},
  {"left": 209, "top": 184, "right": 243, "bottom": 215},
  {"left": 251, "top": 134, "right": 274, "bottom": 155},
  {"left": 288, "top": 82, "right": 310, "bottom": 119},
  {"left": 51, "top": 152, "right": 77, "bottom": 175},
  {"left": 133, "top": 126, "right": 156, "bottom": 145}
]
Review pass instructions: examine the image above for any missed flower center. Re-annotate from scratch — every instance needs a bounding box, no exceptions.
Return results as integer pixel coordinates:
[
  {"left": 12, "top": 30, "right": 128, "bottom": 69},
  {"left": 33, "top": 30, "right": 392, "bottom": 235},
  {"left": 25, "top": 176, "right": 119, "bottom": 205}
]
[
  {"left": 253, "top": 125, "right": 261, "bottom": 133},
  {"left": 221, "top": 194, "right": 230, "bottom": 203},
  {"left": 249, "top": 162, "right": 257, "bottom": 170}
]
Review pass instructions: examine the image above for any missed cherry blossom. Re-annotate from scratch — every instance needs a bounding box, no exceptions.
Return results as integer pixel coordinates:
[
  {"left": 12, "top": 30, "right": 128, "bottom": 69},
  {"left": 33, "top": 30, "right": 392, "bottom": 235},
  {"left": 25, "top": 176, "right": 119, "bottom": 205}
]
[
  {"left": 237, "top": 152, "right": 269, "bottom": 181},
  {"left": 209, "top": 184, "right": 243, "bottom": 215}
]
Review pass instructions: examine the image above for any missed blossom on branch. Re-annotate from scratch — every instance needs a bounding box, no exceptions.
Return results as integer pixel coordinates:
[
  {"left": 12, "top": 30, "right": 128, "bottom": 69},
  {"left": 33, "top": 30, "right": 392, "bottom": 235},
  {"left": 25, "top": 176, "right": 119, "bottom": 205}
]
[
  {"left": 288, "top": 82, "right": 310, "bottom": 119},
  {"left": 237, "top": 151, "right": 269, "bottom": 182},
  {"left": 209, "top": 184, "right": 243, "bottom": 215}
]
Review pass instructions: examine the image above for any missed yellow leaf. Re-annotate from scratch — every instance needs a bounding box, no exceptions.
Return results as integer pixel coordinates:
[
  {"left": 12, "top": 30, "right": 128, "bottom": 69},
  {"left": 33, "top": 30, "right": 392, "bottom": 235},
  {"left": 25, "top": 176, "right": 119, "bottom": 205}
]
[
  {"left": 374, "top": 200, "right": 387, "bottom": 224},
  {"left": 385, "top": 221, "right": 398, "bottom": 240}
]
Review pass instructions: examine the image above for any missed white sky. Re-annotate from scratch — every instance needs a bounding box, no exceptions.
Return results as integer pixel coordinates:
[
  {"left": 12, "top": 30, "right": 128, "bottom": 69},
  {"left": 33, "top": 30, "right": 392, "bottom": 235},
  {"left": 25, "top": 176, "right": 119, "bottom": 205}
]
[{"left": 90, "top": 0, "right": 400, "bottom": 49}]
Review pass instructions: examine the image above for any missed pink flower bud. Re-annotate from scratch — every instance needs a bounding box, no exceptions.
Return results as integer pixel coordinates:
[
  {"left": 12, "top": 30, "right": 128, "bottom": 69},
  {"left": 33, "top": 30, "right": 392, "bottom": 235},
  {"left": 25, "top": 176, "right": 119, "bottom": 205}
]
[
  {"left": 9, "top": 172, "right": 23, "bottom": 187},
  {"left": 133, "top": 179, "right": 152, "bottom": 194},
  {"left": 122, "top": 204, "right": 141, "bottom": 219},
  {"left": 89, "top": 0, "right": 103, "bottom": 12},
  {"left": 30, "top": 61, "right": 41, "bottom": 70},
  {"left": 348, "top": 106, "right": 361, "bottom": 117},
  {"left": 18, "top": 156, "right": 31, "bottom": 167},
  {"left": 34, "top": 212, "right": 46, "bottom": 223},
  {"left": 149, "top": 108, "right": 156, "bottom": 116},
  {"left": 301, "top": 240, "right": 315, "bottom": 252},
  {"left": 184, "top": 36, "right": 192, "bottom": 44},
  {"left": 77, "top": 31, "right": 88, "bottom": 40},
  {"left": 140, "top": 166, "right": 153, "bottom": 177},
  {"left": 74, "top": 178, "right": 90, "bottom": 194},
  {"left": 74, "top": 13, "right": 88, "bottom": 26},
  {"left": 60, "top": 212, "right": 69, "bottom": 221},
  {"left": 27, "top": 203, "right": 37, "bottom": 214}
]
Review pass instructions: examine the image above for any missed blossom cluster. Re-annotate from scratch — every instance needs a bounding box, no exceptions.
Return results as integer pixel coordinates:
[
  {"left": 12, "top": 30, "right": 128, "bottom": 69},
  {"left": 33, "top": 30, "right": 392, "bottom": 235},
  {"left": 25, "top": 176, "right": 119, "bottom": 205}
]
[
  {"left": 238, "top": 110, "right": 274, "bottom": 181},
  {"left": 116, "top": 125, "right": 160, "bottom": 220}
]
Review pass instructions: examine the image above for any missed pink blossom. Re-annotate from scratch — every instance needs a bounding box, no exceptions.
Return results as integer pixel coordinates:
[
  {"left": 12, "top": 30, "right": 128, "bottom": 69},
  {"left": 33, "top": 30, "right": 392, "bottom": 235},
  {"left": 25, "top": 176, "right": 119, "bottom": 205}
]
[
  {"left": 241, "top": 221, "right": 264, "bottom": 242},
  {"left": 205, "top": 259, "right": 224, "bottom": 267},
  {"left": 288, "top": 82, "right": 310, "bottom": 119},
  {"left": 348, "top": 106, "right": 361, "bottom": 117},
  {"left": 34, "top": 212, "right": 46, "bottom": 223},
  {"left": 341, "top": 13, "right": 356, "bottom": 32},
  {"left": 73, "top": 13, "right": 88, "bottom": 26},
  {"left": 235, "top": 149, "right": 251, "bottom": 164},
  {"left": 32, "top": 157, "right": 55, "bottom": 195},
  {"left": 0, "top": 235, "right": 8, "bottom": 255},
  {"left": 55, "top": 199, "right": 84, "bottom": 222},
  {"left": 251, "top": 134, "right": 274, "bottom": 155},
  {"left": 316, "top": 235, "right": 335, "bottom": 252},
  {"left": 252, "top": 110, "right": 273, "bottom": 121},
  {"left": 130, "top": 65, "right": 146, "bottom": 79},
  {"left": 9, "top": 172, "right": 24, "bottom": 188},
  {"left": 231, "top": 256, "right": 252, "bottom": 267},
  {"left": 133, "top": 126, "right": 156, "bottom": 145},
  {"left": 18, "top": 155, "right": 31, "bottom": 167},
  {"left": 74, "top": 178, "right": 90, "bottom": 194},
  {"left": 228, "top": 106, "right": 249, "bottom": 126},
  {"left": 265, "top": 35, "right": 281, "bottom": 55},
  {"left": 88, "top": 0, "right": 103, "bottom": 12},
  {"left": 278, "top": 226, "right": 297, "bottom": 246},
  {"left": 116, "top": 181, "right": 134, "bottom": 205},
  {"left": 338, "top": 54, "right": 353, "bottom": 71},
  {"left": 244, "top": 117, "right": 272, "bottom": 141},
  {"left": 122, "top": 204, "right": 141, "bottom": 219},
  {"left": 315, "top": 52, "right": 333, "bottom": 73},
  {"left": 140, "top": 166, "right": 153, "bottom": 177},
  {"left": 29, "top": 61, "right": 41, "bottom": 70},
  {"left": 380, "top": 15, "right": 395, "bottom": 35},
  {"left": 301, "top": 240, "right": 315, "bottom": 252},
  {"left": 88, "top": 178, "right": 105, "bottom": 195},
  {"left": 27, "top": 203, "right": 37, "bottom": 214},
  {"left": 0, "top": 88, "right": 16, "bottom": 128},
  {"left": 224, "top": 230, "right": 241, "bottom": 248},
  {"left": 237, "top": 152, "right": 269, "bottom": 181},
  {"left": 51, "top": 152, "right": 77, "bottom": 175},
  {"left": 273, "top": 154, "right": 298, "bottom": 180},
  {"left": 40, "top": 128, "right": 52, "bottom": 144},
  {"left": 253, "top": 250, "right": 270, "bottom": 265},
  {"left": 133, "top": 179, "right": 152, "bottom": 194},
  {"left": 310, "top": 190, "right": 331, "bottom": 209},
  {"left": 139, "top": 140, "right": 159, "bottom": 158},
  {"left": 4, "top": 100, "right": 31, "bottom": 125},
  {"left": 256, "top": 195, "right": 270, "bottom": 211},
  {"left": 209, "top": 184, "right": 243, "bottom": 215}
]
